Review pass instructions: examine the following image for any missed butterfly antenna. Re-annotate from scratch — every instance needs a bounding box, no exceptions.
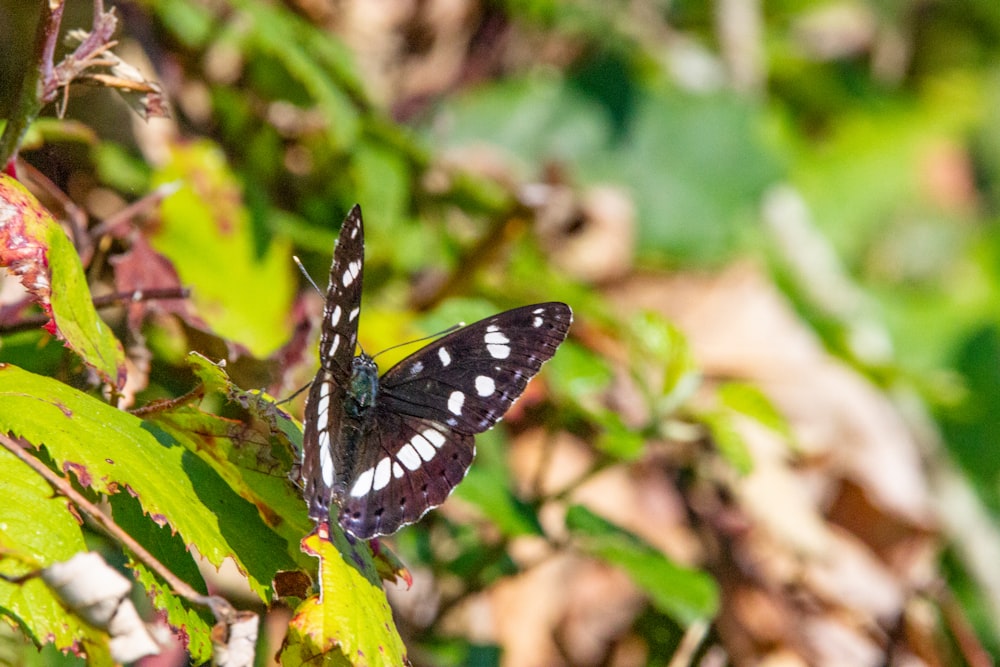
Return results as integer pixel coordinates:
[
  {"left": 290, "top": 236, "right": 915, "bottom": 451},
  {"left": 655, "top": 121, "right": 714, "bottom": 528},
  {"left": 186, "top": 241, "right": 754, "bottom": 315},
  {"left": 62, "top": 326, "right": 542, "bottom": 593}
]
[
  {"left": 371, "top": 323, "right": 464, "bottom": 361},
  {"left": 293, "top": 256, "right": 324, "bottom": 296},
  {"left": 276, "top": 380, "right": 313, "bottom": 405}
]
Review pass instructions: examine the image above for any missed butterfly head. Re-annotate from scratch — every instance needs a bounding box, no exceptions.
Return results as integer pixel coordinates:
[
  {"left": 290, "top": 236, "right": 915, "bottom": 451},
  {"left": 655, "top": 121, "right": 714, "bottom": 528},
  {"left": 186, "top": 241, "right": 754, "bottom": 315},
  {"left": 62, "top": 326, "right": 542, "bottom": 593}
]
[{"left": 346, "top": 355, "right": 378, "bottom": 418}]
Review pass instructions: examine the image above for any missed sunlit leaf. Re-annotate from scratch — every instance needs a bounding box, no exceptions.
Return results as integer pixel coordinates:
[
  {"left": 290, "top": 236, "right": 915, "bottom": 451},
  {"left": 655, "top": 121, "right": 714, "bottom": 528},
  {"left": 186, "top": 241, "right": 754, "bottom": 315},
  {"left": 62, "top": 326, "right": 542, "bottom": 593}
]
[
  {"left": 718, "top": 381, "right": 793, "bottom": 442},
  {"left": 0, "top": 365, "right": 290, "bottom": 603},
  {"left": 280, "top": 529, "right": 406, "bottom": 667},
  {"left": 629, "top": 311, "right": 700, "bottom": 414},
  {"left": 0, "top": 448, "right": 100, "bottom": 657},
  {"left": 701, "top": 410, "right": 754, "bottom": 475}
]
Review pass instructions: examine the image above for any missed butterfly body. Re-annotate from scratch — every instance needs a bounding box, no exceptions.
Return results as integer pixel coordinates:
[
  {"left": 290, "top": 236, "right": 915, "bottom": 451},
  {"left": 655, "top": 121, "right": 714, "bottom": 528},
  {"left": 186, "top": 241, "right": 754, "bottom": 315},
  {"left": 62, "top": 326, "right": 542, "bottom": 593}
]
[{"left": 302, "top": 205, "right": 572, "bottom": 539}]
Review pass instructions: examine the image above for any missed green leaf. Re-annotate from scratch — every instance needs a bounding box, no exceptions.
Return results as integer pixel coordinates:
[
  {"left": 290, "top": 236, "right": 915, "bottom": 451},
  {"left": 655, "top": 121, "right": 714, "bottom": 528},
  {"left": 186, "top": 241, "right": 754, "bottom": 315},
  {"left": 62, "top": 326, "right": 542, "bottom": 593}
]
[
  {"left": 594, "top": 410, "right": 647, "bottom": 460},
  {"left": 0, "top": 447, "right": 99, "bottom": 655},
  {"left": 280, "top": 530, "right": 407, "bottom": 667},
  {"left": 109, "top": 493, "right": 214, "bottom": 663},
  {"left": 628, "top": 311, "right": 700, "bottom": 414},
  {"left": 146, "top": 353, "right": 313, "bottom": 559},
  {"left": 718, "top": 382, "right": 793, "bottom": 442},
  {"left": 545, "top": 340, "right": 614, "bottom": 412},
  {"left": 0, "top": 364, "right": 291, "bottom": 603},
  {"left": 150, "top": 141, "right": 295, "bottom": 357},
  {"left": 0, "top": 174, "right": 126, "bottom": 387},
  {"left": 701, "top": 410, "right": 755, "bottom": 475},
  {"left": 566, "top": 505, "right": 718, "bottom": 626}
]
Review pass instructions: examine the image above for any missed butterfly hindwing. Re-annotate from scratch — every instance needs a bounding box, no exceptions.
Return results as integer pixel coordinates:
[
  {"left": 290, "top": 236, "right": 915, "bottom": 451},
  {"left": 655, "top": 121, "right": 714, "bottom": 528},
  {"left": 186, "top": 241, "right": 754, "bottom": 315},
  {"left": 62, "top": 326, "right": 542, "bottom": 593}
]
[{"left": 337, "top": 412, "right": 476, "bottom": 538}]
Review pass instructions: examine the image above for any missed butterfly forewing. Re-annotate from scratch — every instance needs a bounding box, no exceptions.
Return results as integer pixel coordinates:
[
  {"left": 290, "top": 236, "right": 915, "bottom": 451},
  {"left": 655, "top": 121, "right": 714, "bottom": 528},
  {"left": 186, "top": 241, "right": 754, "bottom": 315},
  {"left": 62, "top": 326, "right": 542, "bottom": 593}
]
[
  {"left": 301, "top": 204, "right": 572, "bottom": 539},
  {"left": 317, "top": 204, "right": 364, "bottom": 373},
  {"left": 301, "top": 205, "right": 365, "bottom": 523},
  {"left": 378, "top": 303, "right": 573, "bottom": 434}
]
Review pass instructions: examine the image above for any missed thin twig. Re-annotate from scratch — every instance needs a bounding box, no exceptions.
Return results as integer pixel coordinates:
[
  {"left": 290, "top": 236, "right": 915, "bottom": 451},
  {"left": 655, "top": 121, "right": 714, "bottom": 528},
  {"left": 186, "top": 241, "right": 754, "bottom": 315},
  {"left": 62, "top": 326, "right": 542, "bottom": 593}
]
[
  {"left": 90, "top": 181, "right": 183, "bottom": 238},
  {"left": 0, "top": 287, "right": 190, "bottom": 335},
  {"left": 0, "top": 433, "right": 238, "bottom": 623}
]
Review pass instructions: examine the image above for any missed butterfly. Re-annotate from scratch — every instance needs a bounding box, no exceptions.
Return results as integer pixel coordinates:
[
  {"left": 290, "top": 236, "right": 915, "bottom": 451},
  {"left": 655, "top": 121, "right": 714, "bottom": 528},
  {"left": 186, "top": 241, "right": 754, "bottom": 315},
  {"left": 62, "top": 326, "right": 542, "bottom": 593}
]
[{"left": 301, "top": 205, "right": 573, "bottom": 539}]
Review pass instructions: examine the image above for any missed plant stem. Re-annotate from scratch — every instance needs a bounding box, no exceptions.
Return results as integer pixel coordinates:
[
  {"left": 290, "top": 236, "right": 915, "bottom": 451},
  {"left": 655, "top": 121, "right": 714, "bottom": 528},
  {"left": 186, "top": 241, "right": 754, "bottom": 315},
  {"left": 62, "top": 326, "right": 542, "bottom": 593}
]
[{"left": 0, "top": 1, "right": 65, "bottom": 168}]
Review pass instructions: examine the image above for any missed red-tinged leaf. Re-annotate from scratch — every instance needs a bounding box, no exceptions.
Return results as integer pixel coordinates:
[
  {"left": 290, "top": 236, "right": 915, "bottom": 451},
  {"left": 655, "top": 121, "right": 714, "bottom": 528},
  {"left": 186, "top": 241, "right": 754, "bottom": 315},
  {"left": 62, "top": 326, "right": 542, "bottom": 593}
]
[
  {"left": 280, "top": 526, "right": 407, "bottom": 667},
  {"left": 110, "top": 234, "right": 202, "bottom": 331},
  {"left": 0, "top": 174, "right": 126, "bottom": 388}
]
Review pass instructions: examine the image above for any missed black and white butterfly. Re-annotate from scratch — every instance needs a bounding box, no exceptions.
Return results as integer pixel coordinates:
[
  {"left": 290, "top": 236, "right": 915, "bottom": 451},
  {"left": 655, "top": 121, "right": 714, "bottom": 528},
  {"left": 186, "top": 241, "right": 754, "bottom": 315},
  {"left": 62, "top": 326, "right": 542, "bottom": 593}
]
[{"left": 301, "top": 205, "right": 572, "bottom": 539}]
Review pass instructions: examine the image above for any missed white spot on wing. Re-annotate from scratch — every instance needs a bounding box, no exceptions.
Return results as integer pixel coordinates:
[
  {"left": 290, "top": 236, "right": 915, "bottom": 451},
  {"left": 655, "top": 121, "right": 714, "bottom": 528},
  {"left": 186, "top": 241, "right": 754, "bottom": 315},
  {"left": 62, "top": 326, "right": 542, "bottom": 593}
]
[
  {"left": 410, "top": 432, "right": 436, "bottom": 461},
  {"left": 315, "top": 395, "right": 330, "bottom": 427},
  {"left": 349, "top": 307, "right": 359, "bottom": 321},
  {"left": 423, "top": 428, "right": 446, "bottom": 448},
  {"left": 533, "top": 316, "right": 543, "bottom": 328},
  {"left": 475, "top": 375, "right": 496, "bottom": 397},
  {"left": 533, "top": 307, "right": 545, "bottom": 314},
  {"left": 319, "top": 431, "right": 334, "bottom": 486},
  {"left": 393, "top": 461, "right": 404, "bottom": 478},
  {"left": 342, "top": 260, "right": 361, "bottom": 287},
  {"left": 484, "top": 330, "right": 509, "bottom": 345},
  {"left": 397, "top": 443, "right": 422, "bottom": 470},
  {"left": 372, "top": 457, "right": 392, "bottom": 491},
  {"left": 409, "top": 361, "right": 424, "bottom": 376},
  {"left": 330, "top": 305, "right": 342, "bottom": 326},
  {"left": 487, "top": 343, "right": 510, "bottom": 359},
  {"left": 448, "top": 390, "right": 465, "bottom": 416},
  {"left": 349, "top": 467, "right": 374, "bottom": 497},
  {"left": 329, "top": 334, "right": 340, "bottom": 356},
  {"left": 438, "top": 347, "right": 451, "bottom": 367}
]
